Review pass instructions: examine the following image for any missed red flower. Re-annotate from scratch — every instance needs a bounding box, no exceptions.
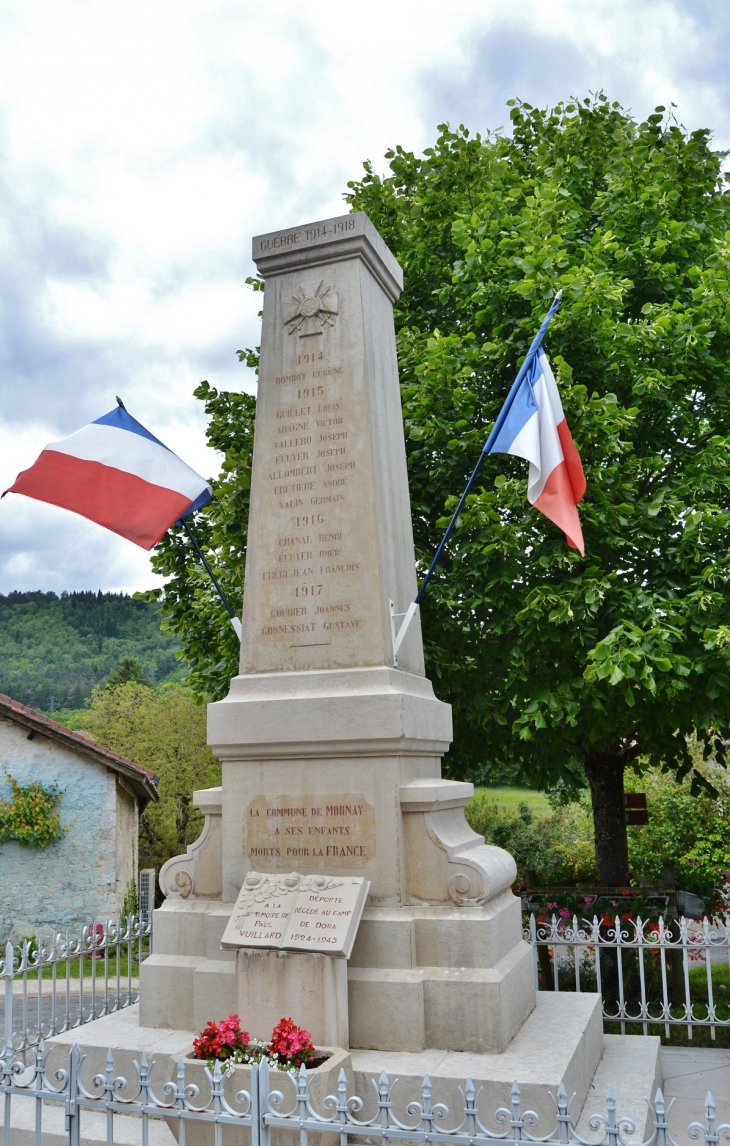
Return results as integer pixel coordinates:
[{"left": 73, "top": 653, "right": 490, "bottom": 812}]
[
  {"left": 269, "top": 1017, "right": 315, "bottom": 1068},
  {"left": 192, "top": 1015, "right": 250, "bottom": 1061}
]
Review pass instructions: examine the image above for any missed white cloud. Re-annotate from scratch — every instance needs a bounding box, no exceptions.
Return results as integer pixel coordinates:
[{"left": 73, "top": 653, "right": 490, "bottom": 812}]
[{"left": 0, "top": 0, "right": 727, "bottom": 593}]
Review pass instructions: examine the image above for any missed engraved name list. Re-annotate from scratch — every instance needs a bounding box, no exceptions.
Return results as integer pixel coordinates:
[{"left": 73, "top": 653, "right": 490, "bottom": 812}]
[{"left": 242, "top": 259, "right": 384, "bottom": 673}]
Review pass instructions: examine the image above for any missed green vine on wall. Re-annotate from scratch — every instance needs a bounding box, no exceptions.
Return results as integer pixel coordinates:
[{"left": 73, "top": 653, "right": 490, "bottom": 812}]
[{"left": 0, "top": 775, "right": 66, "bottom": 847}]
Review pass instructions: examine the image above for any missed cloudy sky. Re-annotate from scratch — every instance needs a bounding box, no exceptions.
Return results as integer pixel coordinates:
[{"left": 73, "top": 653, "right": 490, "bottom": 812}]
[{"left": 0, "top": 0, "right": 727, "bottom": 595}]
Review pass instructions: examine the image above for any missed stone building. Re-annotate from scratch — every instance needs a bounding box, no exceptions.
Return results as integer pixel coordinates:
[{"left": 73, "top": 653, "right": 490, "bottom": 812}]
[{"left": 0, "top": 694, "right": 158, "bottom": 939}]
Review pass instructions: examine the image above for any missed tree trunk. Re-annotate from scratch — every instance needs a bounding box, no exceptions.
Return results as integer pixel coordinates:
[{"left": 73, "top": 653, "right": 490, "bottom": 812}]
[{"left": 582, "top": 753, "right": 629, "bottom": 885}]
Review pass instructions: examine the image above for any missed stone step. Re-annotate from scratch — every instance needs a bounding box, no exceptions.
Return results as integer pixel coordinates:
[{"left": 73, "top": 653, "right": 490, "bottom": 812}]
[
  {"left": 576, "top": 1032, "right": 662, "bottom": 1143},
  {"left": 350, "top": 992, "right": 605, "bottom": 1129}
]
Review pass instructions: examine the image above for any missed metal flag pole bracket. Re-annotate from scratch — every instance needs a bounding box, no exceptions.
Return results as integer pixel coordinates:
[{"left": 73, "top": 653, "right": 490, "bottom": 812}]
[
  {"left": 390, "top": 599, "right": 419, "bottom": 666},
  {"left": 180, "top": 519, "right": 242, "bottom": 641}
]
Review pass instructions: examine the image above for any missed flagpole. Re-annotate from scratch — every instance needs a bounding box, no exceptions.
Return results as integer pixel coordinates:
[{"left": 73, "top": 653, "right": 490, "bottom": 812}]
[
  {"left": 392, "top": 291, "right": 562, "bottom": 657},
  {"left": 180, "top": 520, "right": 242, "bottom": 640}
]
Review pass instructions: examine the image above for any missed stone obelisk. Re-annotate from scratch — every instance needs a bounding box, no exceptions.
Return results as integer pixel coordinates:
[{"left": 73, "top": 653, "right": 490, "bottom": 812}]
[
  {"left": 240, "top": 214, "right": 424, "bottom": 678},
  {"left": 145, "top": 213, "right": 539, "bottom": 1056}
]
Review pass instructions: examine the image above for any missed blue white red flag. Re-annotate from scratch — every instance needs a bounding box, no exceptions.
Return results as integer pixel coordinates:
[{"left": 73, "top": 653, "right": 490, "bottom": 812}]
[
  {"left": 486, "top": 351, "right": 586, "bottom": 553},
  {"left": 2, "top": 406, "right": 212, "bottom": 549}
]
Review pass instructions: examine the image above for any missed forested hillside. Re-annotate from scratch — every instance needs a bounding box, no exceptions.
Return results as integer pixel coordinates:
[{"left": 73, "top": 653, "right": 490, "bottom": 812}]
[{"left": 0, "top": 591, "right": 183, "bottom": 711}]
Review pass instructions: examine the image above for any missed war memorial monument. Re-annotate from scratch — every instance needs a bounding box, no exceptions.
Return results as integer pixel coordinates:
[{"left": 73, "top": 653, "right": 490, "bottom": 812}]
[{"left": 48, "top": 212, "right": 662, "bottom": 1128}]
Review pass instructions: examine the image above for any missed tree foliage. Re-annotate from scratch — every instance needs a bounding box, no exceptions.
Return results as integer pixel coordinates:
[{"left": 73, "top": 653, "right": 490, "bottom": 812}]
[
  {"left": 142, "top": 379, "right": 256, "bottom": 699},
  {"left": 466, "top": 765, "right": 730, "bottom": 905},
  {"left": 146, "top": 95, "right": 730, "bottom": 882},
  {"left": 0, "top": 591, "right": 182, "bottom": 711},
  {"left": 106, "top": 657, "right": 153, "bottom": 689},
  {"left": 345, "top": 95, "right": 730, "bottom": 880},
  {"left": 79, "top": 682, "right": 221, "bottom": 871}
]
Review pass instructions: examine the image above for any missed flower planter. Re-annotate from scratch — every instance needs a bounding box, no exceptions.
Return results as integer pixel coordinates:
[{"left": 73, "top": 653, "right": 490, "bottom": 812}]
[{"left": 165, "top": 1045, "right": 353, "bottom": 1146}]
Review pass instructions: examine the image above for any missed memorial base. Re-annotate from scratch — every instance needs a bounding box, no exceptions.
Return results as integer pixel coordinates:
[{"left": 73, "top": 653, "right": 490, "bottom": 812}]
[
  {"left": 236, "top": 948, "right": 349, "bottom": 1048},
  {"left": 145, "top": 667, "right": 535, "bottom": 1053},
  {"left": 27, "top": 1000, "right": 662, "bottom": 1146}
]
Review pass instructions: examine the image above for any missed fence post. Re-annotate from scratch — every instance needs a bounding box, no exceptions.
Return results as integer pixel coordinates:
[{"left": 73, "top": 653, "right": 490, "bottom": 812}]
[
  {"left": 2, "top": 942, "right": 13, "bottom": 1058},
  {"left": 258, "top": 1057, "right": 271, "bottom": 1146},
  {"left": 2, "top": 1034, "right": 13, "bottom": 1146},
  {"left": 529, "top": 916, "right": 539, "bottom": 991},
  {"left": 653, "top": 1087, "right": 669, "bottom": 1146},
  {"left": 555, "top": 1084, "right": 571, "bottom": 1145},
  {"left": 377, "top": 1070, "right": 391, "bottom": 1133},
  {"left": 605, "top": 1085, "right": 618, "bottom": 1146},
  {"left": 65, "top": 1042, "right": 81, "bottom": 1146},
  {"left": 510, "top": 1081, "right": 524, "bottom": 1142},
  {"left": 250, "top": 1060, "right": 260, "bottom": 1146},
  {"left": 463, "top": 1078, "right": 478, "bottom": 1141},
  {"left": 532, "top": 916, "right": 554, "bottom": 990}
]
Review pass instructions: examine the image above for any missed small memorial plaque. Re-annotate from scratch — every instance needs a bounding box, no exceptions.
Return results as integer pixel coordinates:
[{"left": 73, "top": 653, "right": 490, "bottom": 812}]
[{"left": 221, "top": 870, "right": 370, "bottom": 958}]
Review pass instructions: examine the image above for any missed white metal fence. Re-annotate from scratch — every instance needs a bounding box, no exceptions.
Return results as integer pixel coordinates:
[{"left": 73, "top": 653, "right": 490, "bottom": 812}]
[
  {"left": 526, "top": 912, "right": 730, "bottom": 1038},
  {"left": 0, "top": 1040, "right": 725, "bottom": 1146},
  {"left": 0, "top": 914, "right": 152, "bottom": 1058}
]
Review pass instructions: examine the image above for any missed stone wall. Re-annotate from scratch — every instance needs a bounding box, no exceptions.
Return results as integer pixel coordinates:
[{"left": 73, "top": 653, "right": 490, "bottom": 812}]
[
  {"left": 115, "top": 780, "right": 138, "bottom": 910},
  {"left": 0, "top": 715, "right": 135, "bottom": 939}
]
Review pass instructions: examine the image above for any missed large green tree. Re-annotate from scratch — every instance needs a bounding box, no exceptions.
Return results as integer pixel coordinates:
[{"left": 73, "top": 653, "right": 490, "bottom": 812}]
[{"left": 149, "top": 96, "right": 730, "bottom": 884}]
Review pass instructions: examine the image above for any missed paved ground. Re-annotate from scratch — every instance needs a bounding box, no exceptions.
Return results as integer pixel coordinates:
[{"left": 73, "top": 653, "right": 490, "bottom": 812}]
[
  {"left": 0, "top": 989, "right": 138, "bottom": 1053},
  {"left": 663, "top": 1047, "right": 730, "bottom": 1144}
]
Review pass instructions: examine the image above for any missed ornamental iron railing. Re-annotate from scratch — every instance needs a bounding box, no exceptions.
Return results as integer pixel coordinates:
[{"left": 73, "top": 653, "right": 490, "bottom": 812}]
[
  {"left": 0, "top": 914, "right": 151, "bottom": 1058},
  {"left": 526, "top": 912, "right": 730, "bottom": 1038},
  {"left": 0, "top": 1041, "right": 724, "bottom": 1146}
]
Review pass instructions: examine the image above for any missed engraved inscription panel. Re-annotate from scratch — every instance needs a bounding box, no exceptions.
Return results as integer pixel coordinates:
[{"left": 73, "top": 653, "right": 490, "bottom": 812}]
[
  {"left": 244, "top": 794, "right": 376, "bottom": 869},
  {"left": 223, "top": 875, "right": 300, "bottom": 946},
  {"left": 286, "top": 878, "right": 368, "bottom": 954},
  {"left": 241, "top": 252, "right": 385, "bottom": 673},
  {"left": 221, "top": 869, "right": 370, "bottom": 957}
]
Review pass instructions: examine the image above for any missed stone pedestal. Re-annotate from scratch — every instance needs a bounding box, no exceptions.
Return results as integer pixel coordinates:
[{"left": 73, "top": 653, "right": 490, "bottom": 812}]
[
  {"left": 210, "top": 666, "right": 453, "bottom": 905},
  {"left": 236, "top": 948, "right": 349, "bottom": 1047},
  {"left": 143, "top": 665, "right": 535, "bottom": 1054}
]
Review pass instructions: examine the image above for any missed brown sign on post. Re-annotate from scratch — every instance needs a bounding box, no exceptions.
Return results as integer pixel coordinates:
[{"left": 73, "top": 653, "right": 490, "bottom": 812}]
[{"left": 624, "top": 792, "right": 648, "bottom": 825}]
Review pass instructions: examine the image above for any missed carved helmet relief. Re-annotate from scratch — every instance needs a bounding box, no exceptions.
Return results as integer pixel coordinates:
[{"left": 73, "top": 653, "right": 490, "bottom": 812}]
[{"left": 284, "top": 280, "right": 338, "bottom": 338}]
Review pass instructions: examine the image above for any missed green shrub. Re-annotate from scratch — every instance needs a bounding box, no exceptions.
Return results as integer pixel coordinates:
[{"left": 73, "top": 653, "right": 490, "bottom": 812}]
[
  {"left": 625, "top": 770, "right": 724, "bottom": 899},
  {"left": 0, "top": 776, "right": 66, "bottom": 848},
  {"left": 466, "top": 767, "right": 730, "bottom": 905},
  {"left": 122, "top": 880, "right": 138, "bottom": 919},
  {"left": 465, "top": 793, "right": 595, "bottom": 884}
]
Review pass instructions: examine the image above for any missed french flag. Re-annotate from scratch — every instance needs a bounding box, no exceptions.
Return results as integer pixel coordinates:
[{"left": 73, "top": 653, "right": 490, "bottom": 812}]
[
  {"left": 486, "top": 352, "right": 586, "bottom": 553},
  {"left": 2, "top": 405, "right": 212, "bottom": 549}
]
